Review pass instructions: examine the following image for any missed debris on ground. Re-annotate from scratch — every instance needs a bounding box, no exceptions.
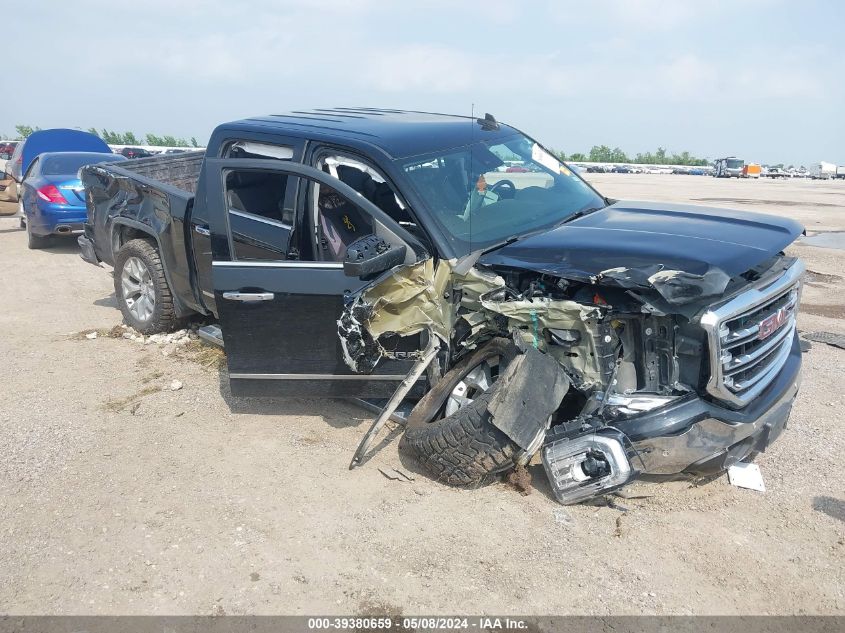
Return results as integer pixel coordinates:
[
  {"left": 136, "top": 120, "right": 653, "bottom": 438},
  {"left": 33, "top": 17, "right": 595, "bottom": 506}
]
[
  {"left": 73, "top": 323, "right": 226, "bottom": 369},
  {"left": 378, "top": 467, "right": 414, "bottom": 482},
  {"left": 727, "top": 462, "right": 766, "bottom": 492},
  {"left": 802, "top": 331, "right": 845, "bottom": 350},
  {"left": 169, "top": 380, "right": 183, "bottom": 391},
  {"left": 614, "top": 515, "right": 624, "bottom": 537},
  {"left": 552, "top": 509, "right": 572, "bottom": 525},
  {"left": 505, "top": 464, "right": 533, "bottom": 496}
]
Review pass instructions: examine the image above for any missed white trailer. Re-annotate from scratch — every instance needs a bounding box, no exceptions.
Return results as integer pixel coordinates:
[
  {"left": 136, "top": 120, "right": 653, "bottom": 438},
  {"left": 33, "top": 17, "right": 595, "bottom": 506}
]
[
  {"left": 809, "top": 162, "right": 836, "bottom": 180},
  {"left": 836, "top": 165, "right": 845, "bottom": 180}
]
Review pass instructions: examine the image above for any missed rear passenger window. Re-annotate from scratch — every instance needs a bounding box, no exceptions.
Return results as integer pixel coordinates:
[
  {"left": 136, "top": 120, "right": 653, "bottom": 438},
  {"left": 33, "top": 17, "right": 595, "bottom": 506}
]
[{"left": 224, "top": 169, "right": 296, "bottom": 261}]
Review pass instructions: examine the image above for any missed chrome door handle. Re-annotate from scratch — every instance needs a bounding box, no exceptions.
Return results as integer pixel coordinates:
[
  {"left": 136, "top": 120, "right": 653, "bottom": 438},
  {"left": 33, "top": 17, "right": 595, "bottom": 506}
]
[
  {"left": 222, "top": 291, "right": 275, "bottom": 302},
  {"left": 195, "top": 225, "right": 211, "bottom": 236}
]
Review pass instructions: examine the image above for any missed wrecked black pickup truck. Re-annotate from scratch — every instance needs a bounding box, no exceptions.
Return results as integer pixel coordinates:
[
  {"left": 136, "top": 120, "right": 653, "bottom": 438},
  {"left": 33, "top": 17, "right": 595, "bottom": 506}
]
[{"left": 80, "top": 108, "right": 805, "bottom": 504}]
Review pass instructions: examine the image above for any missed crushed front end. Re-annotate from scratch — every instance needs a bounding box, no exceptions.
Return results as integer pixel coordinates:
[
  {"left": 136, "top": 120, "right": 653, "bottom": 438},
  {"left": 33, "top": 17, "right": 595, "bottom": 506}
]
[{"left": 339, "top": 248, "right": 805, "bottom": 504}]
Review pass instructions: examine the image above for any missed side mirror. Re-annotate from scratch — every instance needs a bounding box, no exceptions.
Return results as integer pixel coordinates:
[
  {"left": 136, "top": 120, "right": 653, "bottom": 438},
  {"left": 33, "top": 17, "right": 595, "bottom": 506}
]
[{"left": 343, "top": 234, "right": 407, "bottom": 278}]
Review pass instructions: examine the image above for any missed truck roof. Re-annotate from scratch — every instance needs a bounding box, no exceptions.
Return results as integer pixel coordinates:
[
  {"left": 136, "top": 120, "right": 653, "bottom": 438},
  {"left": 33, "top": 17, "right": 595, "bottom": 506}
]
[{"left": 220, "top": 108, "right": 520, "bottom": 159}]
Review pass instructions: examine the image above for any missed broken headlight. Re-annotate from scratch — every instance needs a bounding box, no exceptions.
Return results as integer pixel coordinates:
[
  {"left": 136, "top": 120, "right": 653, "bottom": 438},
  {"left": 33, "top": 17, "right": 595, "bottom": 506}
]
[
  {"left": 599, "top": 393, "right": 679, "bottom": 416},
  {"left": 541, "top": 428, "right": 633, "bottom": 505}
]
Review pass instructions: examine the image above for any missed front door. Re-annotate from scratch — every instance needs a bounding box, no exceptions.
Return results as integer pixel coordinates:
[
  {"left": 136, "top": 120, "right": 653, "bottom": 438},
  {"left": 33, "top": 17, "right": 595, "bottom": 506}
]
[{"left": 206, "top": 158, "right": 428, "bottom": 398}]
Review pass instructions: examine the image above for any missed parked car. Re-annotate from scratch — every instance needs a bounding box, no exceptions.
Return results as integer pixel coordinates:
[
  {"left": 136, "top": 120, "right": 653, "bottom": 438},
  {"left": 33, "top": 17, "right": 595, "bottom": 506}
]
[
  {"left": 19, "top": 151, "right": 126, "bottom": 249},
  {"left": 5, "top": 129, "right": 112, "bottom": 200},
  {"left": 0, "top": 141, "right": 18, "bottom": 157},
  {"left": 612, "top": 165, "right": 632, "bottom": 173},
  {"left": 80, "top": 108, "right": 804, "bottom": 505},
  {"left": 120, "top": 147, "right": 154, "bottom": 159},
  {"left": 764, "top": 167, "right": 788, "bottom": 179}
]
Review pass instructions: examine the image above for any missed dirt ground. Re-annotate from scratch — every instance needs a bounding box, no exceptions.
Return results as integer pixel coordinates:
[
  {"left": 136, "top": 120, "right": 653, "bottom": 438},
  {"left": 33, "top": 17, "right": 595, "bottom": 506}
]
[{"left": 0, "top": 174, "right": 842, "bottom": 616}]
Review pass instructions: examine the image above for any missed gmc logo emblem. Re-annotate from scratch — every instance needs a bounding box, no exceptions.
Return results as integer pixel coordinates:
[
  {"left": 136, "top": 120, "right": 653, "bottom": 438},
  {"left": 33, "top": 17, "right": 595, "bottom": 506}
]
[{"left": 758, "top": 308, "right": 789, "bottom": 341}]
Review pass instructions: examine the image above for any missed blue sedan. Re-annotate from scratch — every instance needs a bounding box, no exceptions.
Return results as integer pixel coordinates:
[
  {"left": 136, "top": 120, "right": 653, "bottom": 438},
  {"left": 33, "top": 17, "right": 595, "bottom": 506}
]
[{"left": 20, "top": 151, "right": 126, "bottom": 249}]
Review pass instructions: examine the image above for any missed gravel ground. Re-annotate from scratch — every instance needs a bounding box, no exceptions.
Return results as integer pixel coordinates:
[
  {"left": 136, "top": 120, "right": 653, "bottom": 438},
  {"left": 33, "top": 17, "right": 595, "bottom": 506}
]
[{"left": 0, "top": 175, "right": 842, "bottom": 615}]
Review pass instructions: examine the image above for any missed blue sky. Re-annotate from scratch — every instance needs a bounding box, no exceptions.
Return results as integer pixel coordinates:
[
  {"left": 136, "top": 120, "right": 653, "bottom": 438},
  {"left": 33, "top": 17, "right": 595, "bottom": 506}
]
[{"left": 4, "top": 0, "right": 843, "bottom": 165}]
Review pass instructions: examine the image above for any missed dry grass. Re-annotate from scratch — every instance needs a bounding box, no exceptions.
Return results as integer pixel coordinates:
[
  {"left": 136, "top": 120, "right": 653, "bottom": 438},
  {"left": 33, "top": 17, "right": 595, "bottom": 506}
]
[
  {"left": 103, "top": 385, "right": 160, "bottom": 413},
  {"left": 177, "top": 340, "right": 226, "bottom": 371}
]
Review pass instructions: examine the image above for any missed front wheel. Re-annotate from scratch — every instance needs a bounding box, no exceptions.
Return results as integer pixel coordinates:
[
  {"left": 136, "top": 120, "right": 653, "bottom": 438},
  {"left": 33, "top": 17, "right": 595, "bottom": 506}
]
[
  {"left": 400, "top": 338, "right": 521, "bottom": 486},
  {"left": 113, "top": 239, "right": 179, "bottom": 333}
]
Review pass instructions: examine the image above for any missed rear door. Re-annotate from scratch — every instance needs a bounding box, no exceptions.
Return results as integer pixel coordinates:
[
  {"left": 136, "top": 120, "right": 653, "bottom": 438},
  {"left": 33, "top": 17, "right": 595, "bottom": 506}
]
[{"left": 206, "top": 158, "right": 428, "bottom": 398}]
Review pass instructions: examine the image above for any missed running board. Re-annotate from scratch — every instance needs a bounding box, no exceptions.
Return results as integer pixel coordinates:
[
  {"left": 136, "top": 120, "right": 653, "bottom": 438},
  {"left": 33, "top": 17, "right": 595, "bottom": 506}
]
[
  {"left": 197, "top": 324, "right": 224, "bottom": 348},
  {"left": 350, "top": 397, "right": 416, "bottom": 423}
]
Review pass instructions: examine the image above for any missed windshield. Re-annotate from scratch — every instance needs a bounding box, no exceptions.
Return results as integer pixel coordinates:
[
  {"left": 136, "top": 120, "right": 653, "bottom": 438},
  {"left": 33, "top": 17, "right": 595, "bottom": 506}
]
[
  {"left": 726, "top": 159, "right": 744, "bottom": 169},
  {"left": 41, "top": 153, "right": 124, "bottom": 176},
  {"left": 398, "top": 134, "right": 604, "bottom": 254}
]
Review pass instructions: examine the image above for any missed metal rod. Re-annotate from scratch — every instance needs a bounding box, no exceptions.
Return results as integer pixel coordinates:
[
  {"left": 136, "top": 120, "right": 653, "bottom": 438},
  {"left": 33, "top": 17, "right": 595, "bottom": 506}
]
[{"left": 349, "top": 337, "right": 440, "bottom": 469}]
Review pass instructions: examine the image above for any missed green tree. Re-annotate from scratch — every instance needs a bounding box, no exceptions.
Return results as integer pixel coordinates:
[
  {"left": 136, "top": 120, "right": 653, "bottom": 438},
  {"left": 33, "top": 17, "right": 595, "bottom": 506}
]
[
  {"left": 568, "top": 152, "right": 587, "bottom": 162},
  {"left": 589, "top": 145, "right": 613, "bottom": 162},
  {"left": 190, "top": 137, "right": 199, "bottom": 148},
  {"left": 15, "top": 125, "right": 41, "bottom": 139}
]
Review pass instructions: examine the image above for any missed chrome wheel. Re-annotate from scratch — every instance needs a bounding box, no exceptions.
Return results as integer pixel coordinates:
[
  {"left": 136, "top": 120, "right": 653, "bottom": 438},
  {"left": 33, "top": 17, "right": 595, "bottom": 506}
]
[
  {"left": 121, "top": 256, "right": 155, "bottom": 322},
  {"left": 444, "top": 357, "right": 499, "bottom": 416}
]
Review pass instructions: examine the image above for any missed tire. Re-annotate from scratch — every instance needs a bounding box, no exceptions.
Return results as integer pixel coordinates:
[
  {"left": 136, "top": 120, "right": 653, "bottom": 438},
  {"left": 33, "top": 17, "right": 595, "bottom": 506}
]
[
  {"left": 113, "top": 239, "right": 179, "bottom": 334},
  {"left": 400, "top": 338, "right": 521, "bottom": 487},
  {"left": 25, "top": 218, "right": 50, "bottom": 249}
]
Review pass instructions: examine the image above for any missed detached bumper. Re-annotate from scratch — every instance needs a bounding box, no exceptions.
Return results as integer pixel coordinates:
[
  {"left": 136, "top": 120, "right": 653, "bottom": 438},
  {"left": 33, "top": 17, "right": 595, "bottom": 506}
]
[
  {"left": 78, "top": 234, "right": 100, "bottom": 265},
  {"left": 619, "top": 333, "right": 802, "bottom": 477}
]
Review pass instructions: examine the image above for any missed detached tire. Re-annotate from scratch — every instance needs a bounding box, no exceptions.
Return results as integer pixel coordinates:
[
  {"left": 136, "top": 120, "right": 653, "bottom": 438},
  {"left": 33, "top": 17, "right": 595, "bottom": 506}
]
[
  {"left": 113, "top": 239, "right": 179, "bottom": 334},
  {"left": 400, "top": 338, "right": 521, "bottom": 486}
]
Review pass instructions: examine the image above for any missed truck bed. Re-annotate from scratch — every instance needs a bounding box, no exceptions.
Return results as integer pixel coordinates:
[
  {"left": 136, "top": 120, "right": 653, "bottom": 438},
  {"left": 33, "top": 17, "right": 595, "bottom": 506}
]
[{"left": 117, "top": 151, "right": 205, "bottom": 193}]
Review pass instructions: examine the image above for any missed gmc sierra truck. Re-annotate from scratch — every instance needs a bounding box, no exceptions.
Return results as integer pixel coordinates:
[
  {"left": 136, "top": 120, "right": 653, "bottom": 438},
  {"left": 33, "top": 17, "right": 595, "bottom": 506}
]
[{"left": 80, "top": 108, "right": 804, "bottom": 504}]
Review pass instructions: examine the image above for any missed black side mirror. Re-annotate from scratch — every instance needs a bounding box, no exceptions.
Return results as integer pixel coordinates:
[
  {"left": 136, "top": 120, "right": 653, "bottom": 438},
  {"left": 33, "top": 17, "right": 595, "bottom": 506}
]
[{"left": 343, "top": 234, "right": 407, "bottom": 278}]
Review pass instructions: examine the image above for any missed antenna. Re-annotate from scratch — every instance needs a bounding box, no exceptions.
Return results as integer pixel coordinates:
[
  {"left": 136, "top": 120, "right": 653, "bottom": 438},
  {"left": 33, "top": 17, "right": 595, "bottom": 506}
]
[{"left": 469, "top": 102, "right": 474, "bottom": 250}]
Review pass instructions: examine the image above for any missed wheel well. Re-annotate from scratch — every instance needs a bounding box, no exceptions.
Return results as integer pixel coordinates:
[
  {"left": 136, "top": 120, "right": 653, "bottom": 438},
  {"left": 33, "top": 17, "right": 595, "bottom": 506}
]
[{"left": 112, "top": 225, "right": 155, "bottom": 256}]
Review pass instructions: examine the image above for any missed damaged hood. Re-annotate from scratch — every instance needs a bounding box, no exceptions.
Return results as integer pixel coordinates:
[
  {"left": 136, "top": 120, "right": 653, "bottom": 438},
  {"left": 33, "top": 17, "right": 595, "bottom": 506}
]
[{"left": 479, "top": 200, "right": 803, "bottom": 299}]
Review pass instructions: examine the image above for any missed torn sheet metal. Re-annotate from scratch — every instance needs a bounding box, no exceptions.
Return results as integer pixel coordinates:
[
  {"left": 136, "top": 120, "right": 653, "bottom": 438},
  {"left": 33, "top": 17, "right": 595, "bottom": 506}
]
[
  {"left": 357, "top": 258, "right": 453, "bottom": 341},
  {"left": 339, "top": 258, "right": 507, "bottom": 373},
  {"left": 599, "top": 265, "right": 730, "bottom": 305},
  {"left": 339, "top": 258, "right": 455, "bottom": 373},
  {"left": 486, "top": 344, "right": 570, "bottom": 450}
]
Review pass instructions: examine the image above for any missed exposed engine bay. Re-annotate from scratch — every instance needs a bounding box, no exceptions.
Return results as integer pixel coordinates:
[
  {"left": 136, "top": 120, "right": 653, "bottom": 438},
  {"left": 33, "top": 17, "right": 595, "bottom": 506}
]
[{"left": 339, "top": 248, "right": 803, "bottom": 504}]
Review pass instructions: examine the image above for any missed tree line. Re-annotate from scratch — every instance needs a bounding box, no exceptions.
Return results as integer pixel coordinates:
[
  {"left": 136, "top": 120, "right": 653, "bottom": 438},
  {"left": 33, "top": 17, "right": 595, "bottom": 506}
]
[
  {"left": 556, "top": 145, "right": 710, "bottom": 166},
  {"left": 10, "top": 125, "right": 199, "bottom": 148}
]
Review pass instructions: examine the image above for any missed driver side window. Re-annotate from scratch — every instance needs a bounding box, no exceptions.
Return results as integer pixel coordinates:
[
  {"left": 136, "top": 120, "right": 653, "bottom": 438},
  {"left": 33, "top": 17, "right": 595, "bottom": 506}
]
[{"left": 306, "top": 155, "right": 416, "bottom": 264}]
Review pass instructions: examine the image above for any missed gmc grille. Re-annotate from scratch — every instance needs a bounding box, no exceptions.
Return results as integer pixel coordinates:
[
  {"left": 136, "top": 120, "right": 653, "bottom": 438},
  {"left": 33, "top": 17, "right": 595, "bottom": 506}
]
[{"left": 699, "top": 261, "right": 804, "bottom": 408}]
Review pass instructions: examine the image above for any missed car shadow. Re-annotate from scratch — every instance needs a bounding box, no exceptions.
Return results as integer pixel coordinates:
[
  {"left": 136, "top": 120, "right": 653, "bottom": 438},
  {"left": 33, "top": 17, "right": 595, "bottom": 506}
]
[
  {"left": 812, "top": 495, "right": 845, "bottom": 523},
  {"left": 38, "top": 239, "right": 81, "bottom": 255},
  {"left": 215, "top": 369, "right": 374, "bottom": 430},
  {"left": 94, "top": 294, "right": 118, "bottom": 308}
]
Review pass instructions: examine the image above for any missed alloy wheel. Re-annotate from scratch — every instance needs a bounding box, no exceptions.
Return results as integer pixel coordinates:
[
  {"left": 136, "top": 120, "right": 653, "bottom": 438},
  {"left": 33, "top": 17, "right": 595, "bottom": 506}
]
[{"left": 121, "top": 257, "right": 155, "bottom": 322}]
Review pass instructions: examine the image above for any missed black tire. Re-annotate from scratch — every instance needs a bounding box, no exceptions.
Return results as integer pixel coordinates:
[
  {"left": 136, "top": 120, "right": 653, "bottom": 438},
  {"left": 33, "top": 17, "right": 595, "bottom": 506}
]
[
  {"left": 400, "top": 338, "right": 521, "bottom": 487},
  {"left": 113, "top": 239, "right": 179, "bottom": 334},
  {"left": 26, "top": 220, "right": 50, "bottom": 249}
]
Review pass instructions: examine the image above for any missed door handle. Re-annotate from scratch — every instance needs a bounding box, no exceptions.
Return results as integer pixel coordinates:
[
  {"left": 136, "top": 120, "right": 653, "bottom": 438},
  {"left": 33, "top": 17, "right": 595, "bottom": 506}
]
[
  {"left": 195, "top": 225, "right": 211, "bottom": 236},
  {"left": 222, "top": 291, "right": 275, "bottom": 302}
]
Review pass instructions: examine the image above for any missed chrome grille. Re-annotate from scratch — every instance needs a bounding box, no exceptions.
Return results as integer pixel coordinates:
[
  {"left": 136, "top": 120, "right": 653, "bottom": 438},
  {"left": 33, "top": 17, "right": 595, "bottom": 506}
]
[{"left": 700, "top": 261, "right": 804, "bottom": 408}]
